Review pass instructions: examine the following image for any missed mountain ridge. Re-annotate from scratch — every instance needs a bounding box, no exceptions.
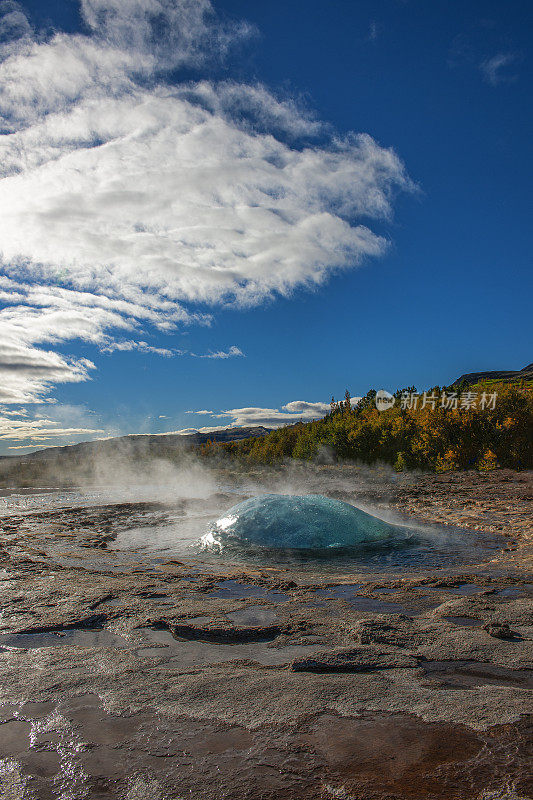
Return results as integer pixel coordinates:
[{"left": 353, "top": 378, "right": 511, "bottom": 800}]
[
  {"left": 452, "top": 362, "right": 533, "bottom": 388},
  {"left": 0, "top": 426, "right": 272, "bottom": 463}
]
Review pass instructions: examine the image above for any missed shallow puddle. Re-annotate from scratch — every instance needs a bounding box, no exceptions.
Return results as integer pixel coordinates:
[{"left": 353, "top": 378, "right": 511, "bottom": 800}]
[
  {"left": 497, "top": 585, "right": 533, "bottom": 598},
  {"left": 442, "top": 616, "right": 484, "bottom": 628},
  {"left": 0, "top": 695, "right": 310, "bottom": 799},
  {"left": 0, "top": 628, "right": 130, "bottom": 650},
  {"left": 299, "top": 712, "right": 489, "bottom": 799},
  {"left": 448, "top": 583, "right": 485, "bottom": 595},
  {"left": 313, "top": 585, "right": 406, "bottom": 613},
  {"left": 183, "top": 615, "right": 212, "bottom": 625},
  {"left": 208, "top": 580, "right": 290, "bottom": 602},
  {"left": 0, "top": 719, "right": 31, "bottom": 756},
  {"left": 420, "top": 660, "right": 533, "bottom": 689},
  {"left": 225, "top": 606, "right": 279, "bottom": 626},
  {"left": 0, "top": 696, "right": 530, "bottom": 800},
  {"left": 0, "top": 624, "right": 309, "bottom": 667},
  {"left": 135, "top": 627, "right": 316, "bottom": 667}
]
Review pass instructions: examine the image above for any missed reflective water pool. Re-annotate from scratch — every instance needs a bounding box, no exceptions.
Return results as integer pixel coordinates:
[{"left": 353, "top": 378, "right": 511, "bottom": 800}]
[{"left": 0, "top": 487, "right": 501, "bottom": 575}]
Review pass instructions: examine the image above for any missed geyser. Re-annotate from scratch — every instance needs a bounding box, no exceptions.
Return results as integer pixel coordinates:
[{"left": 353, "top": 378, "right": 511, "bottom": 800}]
[{"left": 202, "top": 494, "right": 406, "bottom": 551}]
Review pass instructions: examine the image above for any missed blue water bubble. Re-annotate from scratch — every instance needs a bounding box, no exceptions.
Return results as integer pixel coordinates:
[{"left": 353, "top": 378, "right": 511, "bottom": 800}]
[{"left": 202, "top": 494, "right": 408, "bottom": 552}]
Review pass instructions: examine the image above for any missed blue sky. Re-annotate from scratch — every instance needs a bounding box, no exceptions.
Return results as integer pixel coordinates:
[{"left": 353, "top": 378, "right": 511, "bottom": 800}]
[{"left": 0, "top": 0, "right": 531, "bottom": 452}]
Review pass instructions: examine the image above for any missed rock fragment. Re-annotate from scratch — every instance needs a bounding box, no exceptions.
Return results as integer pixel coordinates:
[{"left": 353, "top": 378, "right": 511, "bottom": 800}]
[
  {"left": 483, "top": 622, "right": 516, "bottom": 640},
  {"left": 290, "top": 646, "right": 418, "bottom": 673}
]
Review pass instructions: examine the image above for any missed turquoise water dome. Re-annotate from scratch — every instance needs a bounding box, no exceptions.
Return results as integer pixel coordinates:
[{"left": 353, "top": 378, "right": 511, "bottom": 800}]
[{"left": 202, "top": 494, "right": 406, "bottom": 551}]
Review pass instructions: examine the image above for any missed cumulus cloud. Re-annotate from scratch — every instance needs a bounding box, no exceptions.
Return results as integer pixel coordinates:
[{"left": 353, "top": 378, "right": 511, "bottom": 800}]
[
  {"left": 0, "top": 317, "right": 97, "bottom": 404},
  {"left": 195, "top": 399, "right": 337, "bottom": 428},
  {"left": 0, "top": 403, "right": 104, "bottom": 445},
  {"left": 188, "top": 395, "right": 363, "bottom": 428},
  {"left": 0, "top": 0, "right": 410, "bottom": 427},
  {"left": 0, "top": 0, "right": 32, "bottom": 58},
  {"left": 282, "top": 400, "right": 330, "bottom": 416},
  {"left": 0, "top": 276, "right": 205, "bottom": 402}
]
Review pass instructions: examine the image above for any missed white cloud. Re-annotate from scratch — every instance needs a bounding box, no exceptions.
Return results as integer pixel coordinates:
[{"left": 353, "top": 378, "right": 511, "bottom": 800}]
[
  {"left": 173, "top": 424, "right": 236, "bottom": 435},
  {"left": 0, "top": 403, "right": 104, "bottom": 444},
  {"left": 80, "top": 0, "right": 253, "bottom": 71},
  {"left": 0, "top": 0, "right": 32, "bottom": 60},
  {"left": 0, "top": 277, "right": 204, "bottom": 402},
  {"left": 0, "top": 0, "right": 410, "bottom": 414},
  {"left": 0, "top": 94, "right": 406, "bottom": 303},
  {"left": 0, "top": 327, "right": 96, "bottom": 404},
  {"left": 188, "top": 395, "right": 363, "bottom": 428},
  {"left": 201, "top": 346, "right": 244, "bottom": 359},
  {"left": 196, "top": 400, "right": 333, "bottom": 428},
  {"left": 100, "top": 339, "right": 176, "bottom": 356},
  {"left": 282, "top": 400, "right": 330, "bottom": 416},
  {"left": 480, "top": 53, "right": 518, "bottom": 86},
  {"left": 99, "top": 340, "right": 245, "bottom": 358},
  {"left": 212, "top": 407, "right": 293, "bottom": 426}
]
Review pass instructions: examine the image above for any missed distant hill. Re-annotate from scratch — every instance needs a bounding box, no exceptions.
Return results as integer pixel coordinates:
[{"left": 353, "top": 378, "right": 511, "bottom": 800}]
[
  {"left": 452, "top": 362, "right": 533, "bottom": 388},
  {"left": 1, "top": 426, "right": 271, "bottom": 463},
  {"left": 0, "top": 426, "right": 272, "bottom": 487}
]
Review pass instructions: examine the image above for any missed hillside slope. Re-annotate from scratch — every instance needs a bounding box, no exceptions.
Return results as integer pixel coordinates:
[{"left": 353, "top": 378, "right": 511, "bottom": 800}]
[
  {"left": 452, "top": 362, "right": 533, "bottom": 387},
  {"left": 0, "top": 426, "right": 271, "bottom": 487}
]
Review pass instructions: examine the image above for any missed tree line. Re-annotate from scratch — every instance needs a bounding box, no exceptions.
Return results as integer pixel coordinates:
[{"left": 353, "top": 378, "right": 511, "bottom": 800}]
[{"left": 199, "top": 380, "right": 533, "bottom": 471}]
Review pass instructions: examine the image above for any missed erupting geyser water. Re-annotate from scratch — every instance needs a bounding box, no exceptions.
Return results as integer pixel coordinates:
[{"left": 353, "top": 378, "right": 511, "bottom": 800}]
[{"left": 201, "top": 494, "right": 407, "bottom": 551}]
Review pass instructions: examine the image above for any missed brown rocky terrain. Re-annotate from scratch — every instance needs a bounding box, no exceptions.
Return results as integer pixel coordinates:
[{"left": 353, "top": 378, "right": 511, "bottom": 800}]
[{"left": 0, "top": 467, "right": 531, "bottom": 799}]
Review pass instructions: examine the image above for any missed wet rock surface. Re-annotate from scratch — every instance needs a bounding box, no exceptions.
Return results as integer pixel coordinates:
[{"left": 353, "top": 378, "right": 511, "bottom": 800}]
[
  {"left": 0, "top": 466, "right": 531, "bottom": 799},
  {"left": 290, "top": 645, "right": 419, "bottom": 673},
  {"left": 0, "top": 697, "right": 531, "bottom": 800},
  {"left": 392, "top": 468, "right": 533, "bottom": 546}
]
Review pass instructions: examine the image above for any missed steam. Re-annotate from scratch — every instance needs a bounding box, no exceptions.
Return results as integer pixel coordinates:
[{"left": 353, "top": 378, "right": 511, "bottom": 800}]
[
  {"left": 0, "top": 449, "right": 496, "bottom": 572},
  {"left": 86, "top": 451, "right": 217, "bottom": 503},
  {"left": 0, "top": 436, "right": 218, "bottom": 504}
]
